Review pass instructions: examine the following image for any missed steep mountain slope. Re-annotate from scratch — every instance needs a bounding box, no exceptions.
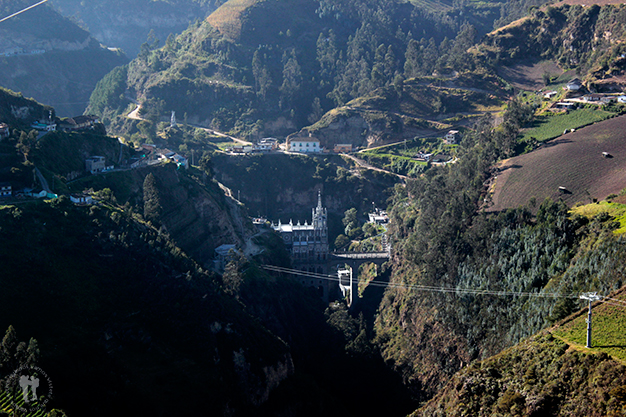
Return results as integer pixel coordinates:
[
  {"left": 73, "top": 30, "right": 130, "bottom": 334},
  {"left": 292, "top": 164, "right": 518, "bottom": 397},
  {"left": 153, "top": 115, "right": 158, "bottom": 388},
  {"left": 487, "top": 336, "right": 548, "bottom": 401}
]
[
  {"left": 90, "top": 0, "right": 513, "bottom": 141},
  {"left": 0, "top": 199, "right": 293, "bottom": 415},
  {"left": 0, "top": 86, "right": 53, "bottom": 126},
  {"left": 51, "top": 0, "right": 216, "bottom": 57},
  {"left": 477, "top": 3, "right": 626, "bottom": 90},
  {"left": 0, "top": 0, "right": 128, "bottom": 116},
  {"left": 368, "top": 99, "right": 626, "bottom": 402},
  {"left": 413, "top": 332, "right": 626, "bottom": 416}
]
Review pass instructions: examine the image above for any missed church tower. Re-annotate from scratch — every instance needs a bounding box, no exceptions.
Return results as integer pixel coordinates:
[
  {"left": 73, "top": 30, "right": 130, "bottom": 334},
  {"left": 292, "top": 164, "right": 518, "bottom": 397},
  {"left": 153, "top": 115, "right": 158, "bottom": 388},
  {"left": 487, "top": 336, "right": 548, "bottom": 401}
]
[{"left": 312, "top": 190, "right": 327, "bottom": 231}]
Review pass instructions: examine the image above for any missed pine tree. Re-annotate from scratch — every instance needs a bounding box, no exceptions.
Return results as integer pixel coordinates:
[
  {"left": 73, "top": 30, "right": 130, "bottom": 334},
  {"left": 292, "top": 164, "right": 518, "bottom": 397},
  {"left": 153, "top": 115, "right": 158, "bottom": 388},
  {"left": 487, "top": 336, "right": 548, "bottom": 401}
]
[{"left": 143, "top": 173, "right": 163, "bottom": 226}]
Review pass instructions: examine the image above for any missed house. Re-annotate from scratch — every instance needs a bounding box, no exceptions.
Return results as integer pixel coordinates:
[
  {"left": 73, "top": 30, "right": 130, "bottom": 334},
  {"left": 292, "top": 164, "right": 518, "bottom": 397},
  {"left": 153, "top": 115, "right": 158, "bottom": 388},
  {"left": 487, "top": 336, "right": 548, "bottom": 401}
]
[
  {"left": 582, "top": 93, "right": 603, "bottom": 102},
  {"left": 0, "top": 123, "right": 9, "bottom": 139},
  {"left": 171, "top": 154, "right": 188, "bottom": 169},
  {"left": 368, "top": 208, "right": 389, "bottom": 225},
  {"left": 543, "top": 91, "right": 558, "bottom": 99},
  {"left": 70, "top": 193, "right": 93, "bottom": 205},
  {"left": 289, "top": 136, "right": 321, "bottom": 153},
  {"left": 566, "top": 78, "right": 583, "bottom": 91},
  {"left": 85, "top": 156, "right": 106, "bottom": 174},
  {"left": 30, "top": 121, "right": 56, "bottom": 132},
  {"left": 58, "top": 115, "right": 99, "bottom": 132},
  {"left": 255, "top": 137, "right": 278, "bottom": 151},
  {"left": 415, "top": 152, "right": 432, "bottom": 162},
  {"left": 0, "top": 182, "right": 11, "bottom": 198},
  {"left": 618, "top": 96, "right": 626, "bottom": 104},
  {"left": 333, "top": 144, "right": 353, "bottom": 153},
  {"left": 553, "top": 102, "right": 576, "bottom": 111},
  {"left": 444, "top": 130, "right": 460, "bottom": 145},
  {"left": 214, "top": 244, "right": 238, "bottom": 271}
]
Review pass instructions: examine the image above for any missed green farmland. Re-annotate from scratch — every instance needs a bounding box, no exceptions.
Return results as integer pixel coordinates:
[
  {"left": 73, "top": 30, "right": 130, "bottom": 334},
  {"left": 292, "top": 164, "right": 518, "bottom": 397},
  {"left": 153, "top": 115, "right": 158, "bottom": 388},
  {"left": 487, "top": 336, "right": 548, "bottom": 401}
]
[{"left": 520, "top": 109, "right": 616, "bottom": 143}]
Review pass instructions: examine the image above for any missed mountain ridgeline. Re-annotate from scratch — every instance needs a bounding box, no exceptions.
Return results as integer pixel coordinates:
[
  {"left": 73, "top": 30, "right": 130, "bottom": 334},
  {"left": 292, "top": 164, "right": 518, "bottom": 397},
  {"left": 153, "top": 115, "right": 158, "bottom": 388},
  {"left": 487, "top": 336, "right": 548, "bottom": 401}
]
[
  {"left": 0, "top": 0, "right": 128, "bottom": 116},
  {"left": 88, "top": 0, "right": 526, "bottom": 142}
]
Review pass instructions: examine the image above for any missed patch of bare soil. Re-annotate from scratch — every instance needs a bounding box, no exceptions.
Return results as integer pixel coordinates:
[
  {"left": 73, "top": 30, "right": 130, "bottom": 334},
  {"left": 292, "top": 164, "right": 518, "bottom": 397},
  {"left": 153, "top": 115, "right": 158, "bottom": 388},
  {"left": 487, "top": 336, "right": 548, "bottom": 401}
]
[
  {"left": 497, "top": 60, "right": 563, "bottom": 91},
  {"left": 487, "top": 114, "right": 626, "bottom": 212}
]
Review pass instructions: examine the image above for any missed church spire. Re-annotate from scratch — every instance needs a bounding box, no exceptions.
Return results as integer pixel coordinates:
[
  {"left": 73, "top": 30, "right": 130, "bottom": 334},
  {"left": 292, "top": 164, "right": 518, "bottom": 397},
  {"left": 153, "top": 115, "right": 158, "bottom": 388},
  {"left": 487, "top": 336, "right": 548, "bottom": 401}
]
[{"left": 317, "top": 190, "right": 322, "bottom": 209}]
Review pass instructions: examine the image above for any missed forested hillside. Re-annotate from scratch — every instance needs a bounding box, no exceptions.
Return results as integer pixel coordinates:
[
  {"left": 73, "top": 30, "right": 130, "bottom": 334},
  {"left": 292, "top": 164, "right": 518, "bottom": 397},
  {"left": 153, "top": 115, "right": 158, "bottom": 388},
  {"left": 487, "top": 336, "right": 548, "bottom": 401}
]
[
  {"left": 478, "top": 3, "right": 626, "bottom": 90},
  {"left": 370, "top": 98, "right": 626, "bottom": 405},
  {"left": 88, "top": 0, "right": 530, "bottom": 141}
]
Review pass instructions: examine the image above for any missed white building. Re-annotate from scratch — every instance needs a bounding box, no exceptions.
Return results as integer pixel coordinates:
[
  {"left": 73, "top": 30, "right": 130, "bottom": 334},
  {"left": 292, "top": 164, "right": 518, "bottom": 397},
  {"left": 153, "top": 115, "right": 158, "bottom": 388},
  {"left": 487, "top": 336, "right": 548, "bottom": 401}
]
[
  {"left": 289, "top": 137, "right": 321, "bottom": 153},
  {"left": 445, "top": 130, "right": 460, "bottom": 145}
]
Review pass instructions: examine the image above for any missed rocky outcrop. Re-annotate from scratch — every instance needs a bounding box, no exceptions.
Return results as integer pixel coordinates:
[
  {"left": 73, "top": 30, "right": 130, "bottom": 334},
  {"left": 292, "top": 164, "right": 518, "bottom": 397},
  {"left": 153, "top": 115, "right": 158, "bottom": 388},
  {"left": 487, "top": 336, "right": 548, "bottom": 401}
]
[{"left": 136, "top": 164, "right": 246, "bottom": 267}]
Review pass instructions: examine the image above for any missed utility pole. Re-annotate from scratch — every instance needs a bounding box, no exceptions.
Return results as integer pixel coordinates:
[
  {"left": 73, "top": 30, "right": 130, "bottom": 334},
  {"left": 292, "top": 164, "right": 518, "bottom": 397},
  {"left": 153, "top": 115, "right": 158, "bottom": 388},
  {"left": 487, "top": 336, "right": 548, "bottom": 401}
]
[{"left": 579, "top": 292, "right": 602, "bottom": 348}]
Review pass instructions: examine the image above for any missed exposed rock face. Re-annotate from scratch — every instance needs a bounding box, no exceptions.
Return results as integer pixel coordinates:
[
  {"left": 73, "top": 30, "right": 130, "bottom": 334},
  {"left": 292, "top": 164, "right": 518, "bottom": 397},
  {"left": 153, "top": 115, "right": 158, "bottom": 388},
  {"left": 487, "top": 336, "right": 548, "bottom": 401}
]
[{"left": 136, "top": 164, "right": 246, "bottom": 267}]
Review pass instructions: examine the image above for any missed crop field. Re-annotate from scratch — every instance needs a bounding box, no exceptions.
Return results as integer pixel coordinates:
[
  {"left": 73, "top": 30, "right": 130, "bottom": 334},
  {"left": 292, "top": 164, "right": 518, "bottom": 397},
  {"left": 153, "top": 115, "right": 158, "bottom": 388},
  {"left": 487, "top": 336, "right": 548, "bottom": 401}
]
[
  {"left": 520, "top": 109, "right": 616, "bottom": 143},
  {"left": 552, "top": 288, "right": 626, "bottom": 363},
  {"left": 488, "top": 115, "right": 626, "bottom": 211}
]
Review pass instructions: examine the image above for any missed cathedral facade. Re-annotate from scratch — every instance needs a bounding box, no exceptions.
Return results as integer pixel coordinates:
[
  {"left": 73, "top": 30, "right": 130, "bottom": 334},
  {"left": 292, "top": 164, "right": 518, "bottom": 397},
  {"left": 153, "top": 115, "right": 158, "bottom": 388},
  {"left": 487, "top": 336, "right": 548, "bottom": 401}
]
[{"left": 272, "top": 191, "right": 329, "bottom": 266}]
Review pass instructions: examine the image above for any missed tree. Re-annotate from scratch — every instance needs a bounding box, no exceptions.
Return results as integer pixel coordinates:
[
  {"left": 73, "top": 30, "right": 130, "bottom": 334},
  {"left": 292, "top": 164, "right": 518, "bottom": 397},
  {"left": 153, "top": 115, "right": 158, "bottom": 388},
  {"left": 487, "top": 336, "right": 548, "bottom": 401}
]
[
  {"left": 280, "top": 50, "right": 302, "bottom": 109},
  {"left": 404, "top": 39, "right": 420, "bottom": 78},
  {"left": 342, "top": 208, "right": 359, "bottom": 235},
  {"left": 252, "top": 49, "right": 272, "bottom": 100},
  {"left": 143, "top": 173, "right": 163, "bottom": 226},
  {"left": 308, "top": 97, "right": 324, "bottom": 124},
  {"left": 335, "top": 234, "right": 349, "bottom": 249}
]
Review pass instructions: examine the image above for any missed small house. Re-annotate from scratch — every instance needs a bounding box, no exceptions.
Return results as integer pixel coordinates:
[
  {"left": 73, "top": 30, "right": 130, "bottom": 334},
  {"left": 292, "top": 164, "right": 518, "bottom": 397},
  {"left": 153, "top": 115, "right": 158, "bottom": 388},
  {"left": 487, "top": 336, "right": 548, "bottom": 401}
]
[
  {"left": 583, "top": 93, "right": 603, "bottom": 102},
  {"left": 86, "top": 156, "right": 106, "bottom": 174},
  {"left": 554, "top": 102, "right": 576, "bottom": 111},
  {"left": 333, "top": 144, "right": 353, "bottom": 153},
  {"left": 543, "top": 91, "right": 558, "bottom": 99},
  {"left": 289, "top": 136, "right": 321, "bottom": 153},
  {"left": 566, "top": 78, "right": 583, "bottom": 91},
  {"left": 444, "top": 130, "right": 460, "bottom": 145},
  {"left": 618, "top": 96, "right": 626, "bottom": 104},
  {"left": 70, "top": 193, "right": 93, "bottom": 205},
  {"left": 0, "top": 182, "right": 11, "bottom": 198},
  {"left": 214, "top": 244, "right": 238, "bottom": 271}
]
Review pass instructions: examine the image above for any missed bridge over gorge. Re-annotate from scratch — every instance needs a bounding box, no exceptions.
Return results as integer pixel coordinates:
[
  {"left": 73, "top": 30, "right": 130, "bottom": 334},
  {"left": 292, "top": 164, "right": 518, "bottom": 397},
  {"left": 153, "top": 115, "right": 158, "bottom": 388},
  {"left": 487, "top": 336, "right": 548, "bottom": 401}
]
[
  {"left": 270, "top": 192, "right": 391, "bottom": 306},
  {"left": 263, "top": 249, "right": 390, "bottom": 307}
]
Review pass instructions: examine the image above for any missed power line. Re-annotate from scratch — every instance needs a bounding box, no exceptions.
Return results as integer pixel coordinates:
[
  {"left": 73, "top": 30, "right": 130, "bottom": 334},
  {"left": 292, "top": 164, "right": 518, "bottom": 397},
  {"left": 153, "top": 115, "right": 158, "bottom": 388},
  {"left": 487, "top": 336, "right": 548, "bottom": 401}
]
[
  {"left": 261, "top": 264, "right": 626, "bottom": 307},
  {"left": 0, "top": 0, "right": 49, "bottom": 23},
  {"left": 262, "top": 265, "right": 576, "bottom": 299}
]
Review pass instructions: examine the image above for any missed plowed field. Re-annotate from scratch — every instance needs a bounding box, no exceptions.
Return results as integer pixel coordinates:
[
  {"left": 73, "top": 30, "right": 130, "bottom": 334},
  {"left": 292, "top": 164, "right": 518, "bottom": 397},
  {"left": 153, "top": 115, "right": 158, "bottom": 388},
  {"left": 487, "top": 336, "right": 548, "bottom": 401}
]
[{"left": 488, "top": 115, "right": 626, "bottom": 211}]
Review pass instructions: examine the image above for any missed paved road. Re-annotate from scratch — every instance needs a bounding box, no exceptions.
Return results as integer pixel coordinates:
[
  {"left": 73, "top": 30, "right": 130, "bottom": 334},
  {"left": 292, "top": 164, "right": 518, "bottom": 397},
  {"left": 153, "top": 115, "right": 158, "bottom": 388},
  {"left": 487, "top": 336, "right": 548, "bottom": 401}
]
[{"left": 126, "top": 103, "right": 251, "bottom": 145}]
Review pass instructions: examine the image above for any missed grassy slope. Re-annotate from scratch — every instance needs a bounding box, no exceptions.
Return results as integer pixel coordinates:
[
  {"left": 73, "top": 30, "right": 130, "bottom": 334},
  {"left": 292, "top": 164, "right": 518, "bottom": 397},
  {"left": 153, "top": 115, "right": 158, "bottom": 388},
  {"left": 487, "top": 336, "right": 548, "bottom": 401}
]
[
  {"left": 520, "top": 108, "right": 616, "bottom": 143},
  {"left": 552, "top": 287, "right": 626, "bottom": 363},
  {"left": 206, "top": 0, "right": 259, "bottom": 39},
  {"left": 414, "top": 285, "right": 626, "bottom": 416},
  {"left": 412, "top": 331, "right": 626, "bottom": 416},
  {"left": 572, "top": 200, "right": 626, "bottom": 234},
  {"left": 489, "top": 114, "right": 626, "bottom": 212}
]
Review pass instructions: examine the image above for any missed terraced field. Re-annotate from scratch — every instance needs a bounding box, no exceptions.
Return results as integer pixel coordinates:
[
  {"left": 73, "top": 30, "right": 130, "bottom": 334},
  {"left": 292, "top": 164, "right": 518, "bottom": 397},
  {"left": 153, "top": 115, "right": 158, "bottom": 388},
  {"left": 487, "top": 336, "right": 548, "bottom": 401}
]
[{"left": 488, "top": 115, "right": 626, "bottom": 211}]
